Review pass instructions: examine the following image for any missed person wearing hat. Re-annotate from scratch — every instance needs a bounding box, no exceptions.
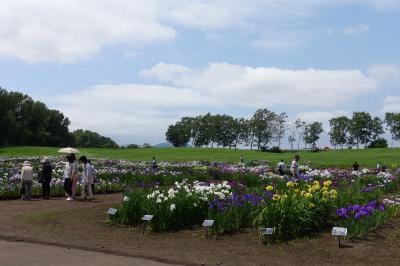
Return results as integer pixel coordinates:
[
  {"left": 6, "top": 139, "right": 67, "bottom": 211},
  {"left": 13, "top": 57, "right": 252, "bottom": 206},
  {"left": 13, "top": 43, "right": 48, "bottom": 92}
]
[
  {"left": 40, "top": 157, "right": 53, "bottom": 199},
  {"left": 20, "top": 161, "right": 33, "bottom": 200}
]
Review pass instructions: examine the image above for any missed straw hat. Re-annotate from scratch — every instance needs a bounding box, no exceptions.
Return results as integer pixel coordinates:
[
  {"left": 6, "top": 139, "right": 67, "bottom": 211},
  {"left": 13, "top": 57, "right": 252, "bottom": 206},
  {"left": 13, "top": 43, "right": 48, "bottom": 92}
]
[
  {"left": 23, "top": 161, "right": 31, "bottom": 166},
  {"left": 42, "top": 157, "right": 50, "bottom": 163}
]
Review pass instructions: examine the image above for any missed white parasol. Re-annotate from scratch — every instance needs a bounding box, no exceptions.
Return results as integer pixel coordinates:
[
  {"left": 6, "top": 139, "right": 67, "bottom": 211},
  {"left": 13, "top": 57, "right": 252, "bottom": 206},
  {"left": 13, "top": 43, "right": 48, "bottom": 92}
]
[{"left": 57, "top": 147, "right": 80, "bottom": 154}]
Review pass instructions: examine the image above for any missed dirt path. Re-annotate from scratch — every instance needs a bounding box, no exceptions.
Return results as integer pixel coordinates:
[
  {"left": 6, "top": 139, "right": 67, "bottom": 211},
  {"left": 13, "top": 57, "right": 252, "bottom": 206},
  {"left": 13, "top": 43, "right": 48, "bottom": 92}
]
[
  {"left": 0, "top": 194, "right": 399, "bottom": 265},
  {"left": 0, "top": 240, "right": 180, "bottom": 266}
]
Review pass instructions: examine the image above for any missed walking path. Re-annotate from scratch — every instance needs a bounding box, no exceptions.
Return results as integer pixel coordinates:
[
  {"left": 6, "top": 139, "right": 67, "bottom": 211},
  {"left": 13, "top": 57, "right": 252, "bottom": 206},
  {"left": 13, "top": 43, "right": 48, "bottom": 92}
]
[{"left": 0, "top": 240, "right": 180, "bottom": 266}]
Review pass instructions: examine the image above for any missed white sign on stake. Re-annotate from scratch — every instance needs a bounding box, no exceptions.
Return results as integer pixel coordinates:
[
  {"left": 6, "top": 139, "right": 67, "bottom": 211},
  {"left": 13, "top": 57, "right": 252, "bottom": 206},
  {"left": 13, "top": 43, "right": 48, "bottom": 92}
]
[
  {"left": 107, "top": 208, "right": 117, "bottom": 215},
  {"left": 260, "top": 227, "right": 274, "bottom": 235},
  {"left": 141, "top": 215, "right": 154, "bottom": 221},
  {"left": 202, "top": 220, "right": 214, "bottom": 227},
  {"left": 332, "top": 227, "right": 347, "bottom": 236}
]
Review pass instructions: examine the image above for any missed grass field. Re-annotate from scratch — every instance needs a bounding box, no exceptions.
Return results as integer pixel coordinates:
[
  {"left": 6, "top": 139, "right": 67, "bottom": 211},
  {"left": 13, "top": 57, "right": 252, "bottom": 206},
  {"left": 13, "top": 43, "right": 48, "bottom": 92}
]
[{"left": 0, "top": 146, "right": 399, "bottom": 169}]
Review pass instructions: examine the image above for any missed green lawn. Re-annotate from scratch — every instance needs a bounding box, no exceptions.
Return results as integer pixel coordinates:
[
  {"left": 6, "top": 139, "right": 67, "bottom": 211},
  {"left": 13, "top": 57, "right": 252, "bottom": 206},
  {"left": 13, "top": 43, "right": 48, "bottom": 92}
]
[{"left": 0, "top": 146, "right": 399, "bottom": 169}]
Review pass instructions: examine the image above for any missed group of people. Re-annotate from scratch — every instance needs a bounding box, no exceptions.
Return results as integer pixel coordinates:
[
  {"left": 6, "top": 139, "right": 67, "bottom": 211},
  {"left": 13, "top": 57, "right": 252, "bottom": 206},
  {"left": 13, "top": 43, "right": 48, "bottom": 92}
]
[
  {"left": 63, "top": 154, "right": 95, "bottom": 201},
  {"left": 19, "top": 154, "right": 96, "bottom": 201}
]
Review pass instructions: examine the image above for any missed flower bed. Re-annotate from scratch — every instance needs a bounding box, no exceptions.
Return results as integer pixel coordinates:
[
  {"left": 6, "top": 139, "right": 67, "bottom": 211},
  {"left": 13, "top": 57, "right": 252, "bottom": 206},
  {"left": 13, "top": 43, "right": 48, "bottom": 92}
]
[{"left": 1, "top": 157, "right": 400, "bottom": 240}]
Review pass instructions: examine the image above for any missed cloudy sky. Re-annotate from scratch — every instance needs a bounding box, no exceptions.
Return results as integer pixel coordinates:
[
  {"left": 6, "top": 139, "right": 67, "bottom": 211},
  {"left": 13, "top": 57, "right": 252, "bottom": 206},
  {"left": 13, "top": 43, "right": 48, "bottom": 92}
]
[{"left": 1, "top": 0, "right": 400, "bottom": 146}]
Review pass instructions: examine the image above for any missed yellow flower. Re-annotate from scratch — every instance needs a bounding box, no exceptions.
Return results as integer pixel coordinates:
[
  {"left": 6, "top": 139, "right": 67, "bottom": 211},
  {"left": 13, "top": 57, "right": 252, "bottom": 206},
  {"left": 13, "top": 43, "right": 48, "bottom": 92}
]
[
  {"left": 313, "top": 181, "right": 320, "bottom": 186},
  {"left": 265, "top": 185, "right": 274, "bottom": 191},
  {"left": 323, "top": 180, "right": 332, "bottom": 187},
  {"left": 309, "top": 203, "right": 315, "bottom": 208},
  {"left": 272, "top": 194, "right": 281, "bottom": 201},
  {"left": 322, "top": 190, "right": 330, "bottom": 197},
  {"left": 286, "top": 181, "right": 295, "bottom": 188},
  {"left": 330, "top": 189, "right": 337, "bottom": 198},
  {"left": 304, "top": 192, "right": 312, "bottom": 198}
]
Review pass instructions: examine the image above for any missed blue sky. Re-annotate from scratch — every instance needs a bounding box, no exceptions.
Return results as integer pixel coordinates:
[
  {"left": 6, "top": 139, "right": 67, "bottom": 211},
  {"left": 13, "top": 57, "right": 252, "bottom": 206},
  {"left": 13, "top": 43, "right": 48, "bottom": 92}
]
[{"left": 1, "top": 0, "right": 400, "bottom": 146}]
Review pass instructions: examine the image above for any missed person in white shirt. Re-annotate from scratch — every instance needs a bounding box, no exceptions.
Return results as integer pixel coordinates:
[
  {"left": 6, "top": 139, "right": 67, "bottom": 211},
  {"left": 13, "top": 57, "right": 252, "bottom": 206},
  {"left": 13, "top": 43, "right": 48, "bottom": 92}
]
[
  {"left": 79, "top": 156, "right": 93, "bottom": 201},
  {"left": 64, "top": 154, "right": 78, "bottom": 201},
  {"left": 290, "top": 155, "right": 300, "bottom": 177},
  {"left": 20, "top": 161, "right": 33, "bottom": 200},
  {"left": 277, "top": 160, "right": 286, "bottom": 176}
]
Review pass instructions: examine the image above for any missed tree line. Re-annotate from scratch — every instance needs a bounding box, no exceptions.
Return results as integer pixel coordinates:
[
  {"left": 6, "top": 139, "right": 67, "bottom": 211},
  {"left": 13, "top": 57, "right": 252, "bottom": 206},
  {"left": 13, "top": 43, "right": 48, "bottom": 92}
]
[
  {"left": 0, "top": 88, "right": 118, "bottom": 148},
  {"left": 166, "top": 108, "right": 400, "bottom": 150}
]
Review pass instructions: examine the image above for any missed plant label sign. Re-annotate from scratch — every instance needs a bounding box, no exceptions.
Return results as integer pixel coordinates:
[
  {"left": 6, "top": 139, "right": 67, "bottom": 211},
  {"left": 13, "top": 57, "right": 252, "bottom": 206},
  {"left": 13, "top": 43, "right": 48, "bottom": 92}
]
[
  {"left": 107, "top": 208, "right": 117, "bottom": 215},
  {"left": 142, "top": 215, "right": 154, "bottom": 221},
  {"left": 202, "top": 219, "right": 214, "bottom": 227},
  {"left": 332, "top": 227, "right": 347, "bottom": 236},
  {"left": 123, "top": 196, "right": 130, "bottom": 202},
  {"left": 260, "top": 227, "right": 274, "bottom": 235}
]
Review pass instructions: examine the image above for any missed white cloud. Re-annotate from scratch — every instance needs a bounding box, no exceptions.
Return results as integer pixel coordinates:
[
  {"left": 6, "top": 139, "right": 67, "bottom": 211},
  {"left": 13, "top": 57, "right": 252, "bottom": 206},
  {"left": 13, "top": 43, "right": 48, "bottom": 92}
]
[
  {"left": 295, "top": 110, "right": 349, "bottom": 131},
  {"left": 343, "top": 24, "right": 370, "bottom": 35},
  {"left": 141, "top": 62, "right": 383, "bottom": 108},
  {"left": 44, "top": 63, "right": 398, "bottom": 144},
  {"left": 383, "top": 96, "right": 400, "bottom": 112},
  {"left": 139, "top": 63, "right": 193, "bottom": 81},
  {"left": 368, "top": 65, "right": 400, "bottom": 82},
  {"left": 1, "top": 0, "right": 398, "bottom": 62},
  {"left": 48, "top": 84, "right": 218, "bottom": 144},
  {"left": 0, "top": 0, "right": 175, "bottom": 63}
]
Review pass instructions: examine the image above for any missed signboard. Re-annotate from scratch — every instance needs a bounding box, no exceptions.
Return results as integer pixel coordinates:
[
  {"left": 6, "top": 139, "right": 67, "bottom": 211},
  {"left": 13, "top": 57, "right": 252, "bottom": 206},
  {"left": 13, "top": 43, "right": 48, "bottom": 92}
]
[
  {"left": 259, "top": 227, "right": 274, "bottom": 235},
  {"left": 202, "top": 220, "right": 214, "bottom": 227},
  {"left": 332, "top": 227, "right": 347, "bottom": 236},
  {"left": 107, "top": 208, "right": 117, "bottom": 215},
  {"left": 141, "top": 215, "right": 154, "bottom": 221}
]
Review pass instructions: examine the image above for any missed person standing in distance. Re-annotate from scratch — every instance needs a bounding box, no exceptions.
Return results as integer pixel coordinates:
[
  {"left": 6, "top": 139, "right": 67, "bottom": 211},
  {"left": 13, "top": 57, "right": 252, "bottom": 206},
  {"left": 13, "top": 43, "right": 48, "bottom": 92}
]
[
  {"left": 20, "top": 161, "right": 33, "bottom": 200},
  {"left": 40, "top": 157, "right": 53, "bottom": 199},
  {"left": 290, "top": 155, "right": 300, "bottom": 178},
  {"left": 277, "top": 159, "right": 286, "bottom": 176}
]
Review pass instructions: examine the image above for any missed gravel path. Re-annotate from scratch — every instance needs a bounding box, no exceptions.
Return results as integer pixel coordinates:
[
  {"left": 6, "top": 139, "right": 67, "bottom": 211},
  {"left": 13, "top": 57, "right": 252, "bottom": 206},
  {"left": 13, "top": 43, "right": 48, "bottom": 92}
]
[{"left": 0, "top": 239, "right": 180, "bottom": 266}]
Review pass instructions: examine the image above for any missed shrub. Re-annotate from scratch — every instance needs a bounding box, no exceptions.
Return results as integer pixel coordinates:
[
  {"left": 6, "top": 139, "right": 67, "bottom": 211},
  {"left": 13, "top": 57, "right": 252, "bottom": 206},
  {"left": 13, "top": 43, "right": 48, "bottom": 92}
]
[{"left": 368, "top": 138, "right": 388, "bottom": 148}]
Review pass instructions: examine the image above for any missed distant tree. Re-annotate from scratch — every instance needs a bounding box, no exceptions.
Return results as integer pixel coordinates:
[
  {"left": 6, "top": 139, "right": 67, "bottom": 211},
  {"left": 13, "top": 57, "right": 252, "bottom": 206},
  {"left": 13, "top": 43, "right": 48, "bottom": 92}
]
[
  {"left": 165, "top": 122, "right": 190, "bottom": 147},
  {"left": 347, "top": 112, "right": 384, "bottom": 148},
  {"left": 250, "top": 108, "right": 277, "bottom": 150},
  {"left": 370, "top": 117, "right": 384, "bottom": 141},
  {"left": 127, "top": 144, "right": 140, "bottom": 149},
  {"left": 272, "top": 112, "right": 288, "bottom": 148},
  {"left": 385, "top": 112, "right": 400, "bottom": 147},
  {"left": 329, "top": 116, "right": 350, "bottom": 149},
  {"left": 303, "top": 122, "right": 323, "bottom": 149},
  {"left": 287, "top": 122, "right": 297, "bottom": 152},
  {"left": 295, "top": 119, "right": 306, "bottom": 150},
  {"left": 72, "top": 129, "right": 118, "bottom": 148},
  {"left": 348, "top": 112, "right": 373, "bottom": 149},
  {"left": 0, "top": 88, "right": 72, "bottom": 146}
]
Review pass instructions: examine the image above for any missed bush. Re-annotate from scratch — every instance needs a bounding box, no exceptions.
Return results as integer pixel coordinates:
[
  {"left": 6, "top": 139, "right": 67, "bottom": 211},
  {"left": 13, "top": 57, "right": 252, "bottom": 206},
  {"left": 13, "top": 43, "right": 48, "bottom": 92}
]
[{"left": 368, "top": 138, "right": 388, "bottom": 148}]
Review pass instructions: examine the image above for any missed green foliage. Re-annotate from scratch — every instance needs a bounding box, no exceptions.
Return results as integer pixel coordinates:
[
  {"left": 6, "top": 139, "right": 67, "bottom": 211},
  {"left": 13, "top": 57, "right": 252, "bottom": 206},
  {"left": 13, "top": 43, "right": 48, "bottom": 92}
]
[
  {"left": 368, "top": 138, "right": 388, "bottom": 148},
  {"left": 0, "top": 88, "right": 73, "bottom": 146},
  {"left": 72, "top": 129, "right": 119, "bottom": 148},
  {"left": 303, "top": 122, "right": 323, "bottom": 148},
  {"left": 337, "top": 205, "right": 400, "bottom": 239}
]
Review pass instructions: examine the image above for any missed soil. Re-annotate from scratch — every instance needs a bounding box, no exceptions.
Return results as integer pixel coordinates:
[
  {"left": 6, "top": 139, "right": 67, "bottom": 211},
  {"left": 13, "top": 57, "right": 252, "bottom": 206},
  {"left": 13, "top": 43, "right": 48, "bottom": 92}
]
[{"left": 0, "top": 193, "right": 399, "bottom": 266}]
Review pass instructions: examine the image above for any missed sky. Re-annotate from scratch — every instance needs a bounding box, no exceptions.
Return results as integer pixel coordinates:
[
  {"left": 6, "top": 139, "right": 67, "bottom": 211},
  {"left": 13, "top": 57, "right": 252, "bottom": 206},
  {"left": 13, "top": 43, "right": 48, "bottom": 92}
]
[{"left": 1, "top": 0, "right": 400, "bottom": 146}]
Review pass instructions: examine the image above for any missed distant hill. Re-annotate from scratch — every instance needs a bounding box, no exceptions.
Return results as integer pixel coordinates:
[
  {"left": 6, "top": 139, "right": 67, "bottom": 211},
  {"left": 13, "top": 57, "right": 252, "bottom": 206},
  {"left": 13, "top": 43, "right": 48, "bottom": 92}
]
[{"left": 155, "top": 142, "right": 174, "bottom": 148}]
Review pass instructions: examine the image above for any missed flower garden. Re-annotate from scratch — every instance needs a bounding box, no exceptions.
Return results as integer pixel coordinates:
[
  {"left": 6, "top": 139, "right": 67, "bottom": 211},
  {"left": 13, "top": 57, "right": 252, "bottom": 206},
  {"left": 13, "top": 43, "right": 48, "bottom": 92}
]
[{"left": 1, "top": 157, "right": 400, "bottom": 241}]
